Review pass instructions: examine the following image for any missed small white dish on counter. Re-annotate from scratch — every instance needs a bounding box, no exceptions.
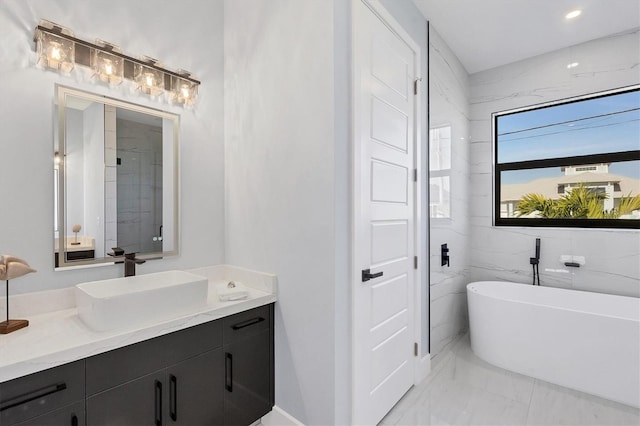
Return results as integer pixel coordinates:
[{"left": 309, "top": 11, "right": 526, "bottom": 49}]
[
  {"left": 75, "top": 270, "right": 208, "bottom": 331},
  {"left": 216, "top": 281, "right": 249, "bottom": 301}
]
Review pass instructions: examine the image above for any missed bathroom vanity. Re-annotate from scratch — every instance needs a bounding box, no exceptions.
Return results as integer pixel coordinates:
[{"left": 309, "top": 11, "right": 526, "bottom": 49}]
[{"left": 0, "top": 265, "right": 277, "bottom": 426}]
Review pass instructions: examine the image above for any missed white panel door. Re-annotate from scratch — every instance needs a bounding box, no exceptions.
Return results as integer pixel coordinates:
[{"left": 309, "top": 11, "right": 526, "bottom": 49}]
[{"left": 353, "top": 1, "right": 417, "bottom": 424}]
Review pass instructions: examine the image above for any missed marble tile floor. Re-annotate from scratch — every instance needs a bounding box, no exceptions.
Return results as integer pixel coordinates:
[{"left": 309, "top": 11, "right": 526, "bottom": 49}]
[{"left": 381, "top": 333, "right": 640, "bottom": 426}]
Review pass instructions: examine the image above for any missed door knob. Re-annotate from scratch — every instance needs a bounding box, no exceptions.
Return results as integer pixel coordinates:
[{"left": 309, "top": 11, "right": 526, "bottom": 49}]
[{"left": 362, "top": 268, "right": 383, "bottom": 282}]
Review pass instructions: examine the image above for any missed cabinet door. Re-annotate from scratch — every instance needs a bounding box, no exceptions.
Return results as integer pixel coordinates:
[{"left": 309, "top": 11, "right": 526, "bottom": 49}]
[
  {"left": 224, "top": 330, "right": 273, "bottom": 426},
  {"left": 86, "top": 372, "right": 161, "bottom": 426},
  {"left": 14, "top": 401, "right": 84, "bottom": 426},
  {"left": 0, "top": 361, "right": 84, "bottom": 426},
  {"left": 165, "top": 349, "right": 224, "bottom": 426}
]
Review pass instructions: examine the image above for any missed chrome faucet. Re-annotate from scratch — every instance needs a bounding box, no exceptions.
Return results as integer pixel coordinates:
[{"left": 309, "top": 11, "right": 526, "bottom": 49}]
[{"left": 124, "top": 252, "right": 145, "bottom": 277}]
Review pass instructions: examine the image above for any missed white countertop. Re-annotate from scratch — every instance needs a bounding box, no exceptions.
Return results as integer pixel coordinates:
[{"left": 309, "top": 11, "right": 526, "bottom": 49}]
[{"left": 0, "top": 265, "right": 277, "bottom": 383}]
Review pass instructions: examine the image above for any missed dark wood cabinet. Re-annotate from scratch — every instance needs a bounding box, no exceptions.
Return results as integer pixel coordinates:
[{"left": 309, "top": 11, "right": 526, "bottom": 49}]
[
  {"left": 13, "top": 401, "right": 85, "bottom": 426},
  {"left": 166, "top": 349, "right": 224, "bottom": 426},
  {"left": 0, "top": 303, "right": 274, "bottom": 426},
  {"left": 223, "top": 304, "right": 274, "bottom": 426},
  {"left": 87, "top": 349, "right": 225, "bottom": 426},
  {"left": 86, "top": 373, "right": 159, "bottom": 426},
  {"left": 0, "top": 360, "right": 84, "bottom": 426}
]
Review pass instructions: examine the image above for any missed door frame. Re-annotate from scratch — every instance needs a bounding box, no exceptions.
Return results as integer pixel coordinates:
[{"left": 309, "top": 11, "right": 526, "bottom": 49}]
[{"left": 351, "top": 0, "right": 425, "bottom": 421}]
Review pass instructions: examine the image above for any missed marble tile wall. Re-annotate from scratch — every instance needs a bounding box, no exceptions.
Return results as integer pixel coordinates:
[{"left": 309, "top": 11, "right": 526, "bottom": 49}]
[
  {"left": 116, "top": 118, "right": 163, "bottom": 254},
  {"left": 428, "top": 26, "right": 471, "bottom": 357},
  {"left": 104, "top": 105, "right": 117, "bottom": 253},
  {"left": 468, "top": 29, "right": 640, "bottom": 297}
]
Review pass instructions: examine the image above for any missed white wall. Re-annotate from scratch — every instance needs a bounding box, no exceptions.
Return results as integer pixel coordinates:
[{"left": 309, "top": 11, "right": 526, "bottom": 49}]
[
  {"left": 428, "top": 25, "right": 471, "bottom": 357},
  {"left": 469, "top": 29, "right": 640, "bottom": 297},
  {"left": 224, "top": 1, "right": 426, "bottom": 423},
  {"left": 0, "top": 0, "right": 225, "bottom": 293},
  {"left": 65, "top": 109, "right": 84, "bottom": 231},
  {"left": 82, "top": 102, "right": 105, "bottom": 258},
  {"left": 224, "top": 1, "right": 337, "bottom": 423}
]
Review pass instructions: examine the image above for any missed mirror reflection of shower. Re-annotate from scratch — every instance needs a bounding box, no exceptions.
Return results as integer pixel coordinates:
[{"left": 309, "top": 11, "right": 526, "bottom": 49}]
[{"left": 115, "top": 108, "right": 163, "bottom": 254}]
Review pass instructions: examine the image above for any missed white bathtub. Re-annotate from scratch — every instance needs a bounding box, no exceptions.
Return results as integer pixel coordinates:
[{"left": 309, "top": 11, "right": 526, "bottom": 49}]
[{"left": 467, "top": 281, "right": 640, "bottom": 408}]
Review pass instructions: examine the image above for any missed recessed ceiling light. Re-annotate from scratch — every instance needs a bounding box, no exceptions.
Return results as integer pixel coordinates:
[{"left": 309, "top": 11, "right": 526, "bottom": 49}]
[
  {"left": 567, "top": 62, "right": 579, "bottom": 69},
  {"left": 565, "top": 9, "right": 582, "bottom": 19}
]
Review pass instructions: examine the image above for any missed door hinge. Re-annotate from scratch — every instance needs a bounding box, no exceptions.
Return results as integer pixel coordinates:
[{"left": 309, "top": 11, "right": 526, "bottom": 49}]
[
  {"left": 413, "top": 169, "right": 417, "bottom": 182},
  {"left": 414, "top": 342, "right": 418, "bottom": 356},
  {"left": 414, "top": 256, "right": 418, "bottom": 269}
]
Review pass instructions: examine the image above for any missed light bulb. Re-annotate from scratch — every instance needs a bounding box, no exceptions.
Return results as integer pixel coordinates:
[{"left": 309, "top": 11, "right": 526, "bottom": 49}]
[
  {"left": 104, "top": 62, "right": 113, "bottom": 75},
  {"left": 181, "top": 85, "right": 190, "bottom": 98},
  {"left": 51, "top": 46, "right": 61, "bottom": 60},
  {"left": 565, "top": 9, "right": 582, "bottom": 19},
  {"left": 145, "top": 73, "right": 154, "bottom": 87}
]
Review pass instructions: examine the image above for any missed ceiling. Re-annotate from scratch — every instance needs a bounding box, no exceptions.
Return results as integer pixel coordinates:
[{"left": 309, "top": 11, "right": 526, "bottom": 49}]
[{"left": 412, "top": 0, "right": 640, "bottom": 74}]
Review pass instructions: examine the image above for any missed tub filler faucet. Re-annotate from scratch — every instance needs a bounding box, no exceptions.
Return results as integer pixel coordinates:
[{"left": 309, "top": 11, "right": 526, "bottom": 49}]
[{"left": 529, "top": 238, "right": 541, "bottom": 286}]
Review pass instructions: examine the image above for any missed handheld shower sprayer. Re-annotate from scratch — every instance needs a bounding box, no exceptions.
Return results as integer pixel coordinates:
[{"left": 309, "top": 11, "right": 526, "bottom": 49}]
[{"left": 530, "top": 238, "right": 541, "bottom": 286}]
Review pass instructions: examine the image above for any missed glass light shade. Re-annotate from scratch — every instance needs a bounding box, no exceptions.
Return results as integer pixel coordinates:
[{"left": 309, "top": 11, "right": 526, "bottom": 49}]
[
  {"left": 135, "top": 57, "right": 164, "bottom": 96},
  {"left": 35, "top": 21, "right": 75, "bottom": 73},
  {"left": 93, "top": 40, "right": 124, "bottom": 85},
  {"left": 170, "top": 72, "right": 198, "bottom": 106}
]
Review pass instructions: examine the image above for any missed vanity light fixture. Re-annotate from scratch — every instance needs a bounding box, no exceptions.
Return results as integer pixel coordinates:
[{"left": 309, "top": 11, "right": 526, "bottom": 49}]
[
  {"left": 34, "top": 20, "right": 75, "bottom": 73},
  {"left": 169, "top": 70, "right": 199, "bottom": 106},
  {"left": 33, "top": 19, "right": 200, "bottom": 106},
  {"left": 565, "top": 9, "right": 582, "bottom": 19},
  {"left": 135, "top": 57, "right": 165, "bottom": 96},
  {"left": 93, "top": 40, "right": 124, "bottom": 86}
]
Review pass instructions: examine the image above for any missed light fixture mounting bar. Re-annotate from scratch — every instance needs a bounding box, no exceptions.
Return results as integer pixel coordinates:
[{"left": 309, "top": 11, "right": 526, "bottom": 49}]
[{"left": 33, "top": 25, "right": 201, "bottom": 85}]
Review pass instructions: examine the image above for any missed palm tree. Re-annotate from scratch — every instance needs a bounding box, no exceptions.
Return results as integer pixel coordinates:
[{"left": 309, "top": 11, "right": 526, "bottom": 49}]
[{"left": 516, "top": 186, "right": 640, "bottom": 219}]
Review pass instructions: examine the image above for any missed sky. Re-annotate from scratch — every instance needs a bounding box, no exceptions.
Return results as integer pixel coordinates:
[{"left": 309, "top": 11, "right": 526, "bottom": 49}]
[{"left": 497, "top": 89, "right": 640, "bottom": 185}]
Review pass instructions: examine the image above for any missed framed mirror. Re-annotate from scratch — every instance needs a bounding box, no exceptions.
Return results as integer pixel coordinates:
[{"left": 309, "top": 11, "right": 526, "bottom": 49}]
[{"left": 54, "top": 85, "right": 179, "bottom": 269}]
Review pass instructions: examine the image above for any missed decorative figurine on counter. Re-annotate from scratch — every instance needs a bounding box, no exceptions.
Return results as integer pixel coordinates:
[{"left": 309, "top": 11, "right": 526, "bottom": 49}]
[
  {"left": 71, "top": 224, "right": 82, "bottom": 245},
  {"left": 0, "top": 255, "right": 36, "bottom": 334}
]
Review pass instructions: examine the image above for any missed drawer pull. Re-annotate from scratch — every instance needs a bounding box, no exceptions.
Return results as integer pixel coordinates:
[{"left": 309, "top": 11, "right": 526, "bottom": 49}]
[
  {"left": 170, "top": 374, "right": 178, "bottom": 421},
  {"left": 225, "top": 352, "right": 233, "bottom": 392},
  {"left": 0, "top": 382, "right": 67, "bottom": 412},
  {"left": 231, "top": 316, "right": 265, "bottom": 330},
  {"left": 155, "top": 380, "right": 162, "bottom": 426},
  {"left": 71, "top": 414, "right": 78, "bottom": 426}
]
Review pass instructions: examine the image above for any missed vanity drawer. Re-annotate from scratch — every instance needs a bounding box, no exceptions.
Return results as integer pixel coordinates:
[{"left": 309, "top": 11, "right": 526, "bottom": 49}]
[
  {"left": 13, "top": 401, "right": 84, "bottom": 426},
  {"left": 223, "top": 304, "right": 272, "bottom": 344},
  {"left": 86, "top": 319, "right": 222, "bottom": 395},
  {"left": 0, "top": 360, "right": 84, "bottom": 426}
]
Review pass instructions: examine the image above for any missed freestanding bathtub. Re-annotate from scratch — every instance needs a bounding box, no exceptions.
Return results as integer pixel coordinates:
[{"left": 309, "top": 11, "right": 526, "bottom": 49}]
[{"left": 467, "top": 281, "right": 640, "bottom": 408}]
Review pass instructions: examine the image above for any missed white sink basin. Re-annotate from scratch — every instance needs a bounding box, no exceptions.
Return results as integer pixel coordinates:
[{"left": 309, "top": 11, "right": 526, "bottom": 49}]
[{"left": 75, "top": 270, "right": 209, "bottom": 331}]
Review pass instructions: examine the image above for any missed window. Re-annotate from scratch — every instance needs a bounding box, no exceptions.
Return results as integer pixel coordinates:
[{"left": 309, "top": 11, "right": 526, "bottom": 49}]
[
  {"left": 494, "top": 86, "right": 640, "bottom": 229},
  {"left": 429, "top": 125, "right": 451, "bottom": 219}
]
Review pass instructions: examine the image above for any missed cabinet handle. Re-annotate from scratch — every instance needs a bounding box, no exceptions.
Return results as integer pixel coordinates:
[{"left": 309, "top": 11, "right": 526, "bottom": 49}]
[
  {"left": 0, "top": 382, "right": 67, "bottom": 412},
  {"left": 225, "top": 352, "right": 233, "bottom": 392},
  {"left": 71, "top": 414, "right": 78, "bottom": 426},
  {"left": 231, "top": 316, "right": 265, "bottom": 330},
  {"left": 155, "top": 380, "right": 163, "bottom": 426},
  {"left": 169, "top": 374, "right": 177, "bottom": 421}
]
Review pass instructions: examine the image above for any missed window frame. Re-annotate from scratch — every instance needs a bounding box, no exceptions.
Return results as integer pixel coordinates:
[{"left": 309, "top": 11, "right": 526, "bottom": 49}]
[{"left": 493, "top": 85, "right": 640, "bottom": 230}]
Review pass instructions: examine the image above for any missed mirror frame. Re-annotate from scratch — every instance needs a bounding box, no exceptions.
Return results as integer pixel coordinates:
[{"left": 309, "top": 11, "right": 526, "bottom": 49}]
[{"left": 55, "top": 85, "right": 180, "bottom": 268}]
